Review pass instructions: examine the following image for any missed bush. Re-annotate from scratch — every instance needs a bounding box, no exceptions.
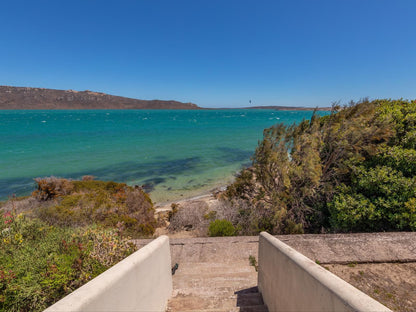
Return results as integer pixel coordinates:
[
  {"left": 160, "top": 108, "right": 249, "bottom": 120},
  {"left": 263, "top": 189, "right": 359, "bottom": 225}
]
[
  {"left": 225, "top": 99, "right": 416, "bottom": 233},
  {"left": 81, "top": 175, "right": 95, "bottom": 181},
  {"left": 33, "top": 178, "right": 156, "bottom": 237},
  {"left": 0, "top": 211, "right": 135, "bottom": 311},
  {"left": 32, "top": 177, "right": 73, "bottom": 200},
  {"left": 329, "top": 166, "right": 416, "bottom": 231},
  {"left": 208, "top": 219, "right": 236, "bottom": 237}
]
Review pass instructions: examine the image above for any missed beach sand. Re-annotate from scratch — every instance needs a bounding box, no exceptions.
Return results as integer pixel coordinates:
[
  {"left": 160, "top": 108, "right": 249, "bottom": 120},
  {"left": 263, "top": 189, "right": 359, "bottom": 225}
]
[
  {"left": 153, "top": 187, "right": 226, "bottom": 238},
  {"left": 148, "top": 176, "right": 233, "bottom": 206}
]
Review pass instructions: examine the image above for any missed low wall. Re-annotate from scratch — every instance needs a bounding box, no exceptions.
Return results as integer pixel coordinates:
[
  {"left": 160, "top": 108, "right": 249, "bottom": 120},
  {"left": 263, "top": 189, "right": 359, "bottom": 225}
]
[
  {"left": 45, "top": 235, "right": 172, "bottom": 312},
  {"left": 258, "top": 232, "right": 391, "bottom": 312}
]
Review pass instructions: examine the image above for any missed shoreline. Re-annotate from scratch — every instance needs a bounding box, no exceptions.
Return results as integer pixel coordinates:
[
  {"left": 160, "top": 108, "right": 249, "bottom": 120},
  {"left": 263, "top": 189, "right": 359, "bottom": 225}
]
[
  {"left": 147, "top": 173, "right": 235, "bottom": 206},
  {"left": 152, "top": 185, "right": 226, "bottom": 210}
]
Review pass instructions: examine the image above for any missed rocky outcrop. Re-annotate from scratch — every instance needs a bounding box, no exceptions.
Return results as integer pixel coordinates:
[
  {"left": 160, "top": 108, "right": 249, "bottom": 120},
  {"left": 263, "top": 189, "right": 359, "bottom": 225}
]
[{"left": 0, "top": 86, "right": 200, "bottom": 109}]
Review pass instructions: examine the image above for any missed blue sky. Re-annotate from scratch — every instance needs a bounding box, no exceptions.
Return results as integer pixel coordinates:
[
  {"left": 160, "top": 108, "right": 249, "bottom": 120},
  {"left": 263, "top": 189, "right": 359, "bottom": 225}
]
[{"left": 1, "top": 0, "right": 415, "bottom": 108}]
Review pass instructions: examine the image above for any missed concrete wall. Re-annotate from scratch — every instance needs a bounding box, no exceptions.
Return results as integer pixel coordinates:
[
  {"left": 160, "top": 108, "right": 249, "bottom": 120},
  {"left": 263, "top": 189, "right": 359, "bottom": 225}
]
[
  {"left": 258, "top": 232, "right": 392, "bottom": 312},
  {"left": 45, "top": 235, "right": 172, "bottom": 312}
]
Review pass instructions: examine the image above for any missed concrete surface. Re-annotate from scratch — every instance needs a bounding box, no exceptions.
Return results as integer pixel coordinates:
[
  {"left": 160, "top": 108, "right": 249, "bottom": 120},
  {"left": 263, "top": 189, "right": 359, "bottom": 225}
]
[
  {"left": 165, "top": 237, "right": 267, "bottom": 311},
  {"left": 275, "top": 232, "right": 416, "bottom": 264},
  {"left": 134, "top": 232, "right": 416, "bottom": 265},
  {"left": 47, "top": 232, "right": 412, "bottom": 311},
  {"left": 45, "top": 235, "right": 172, "bottom": 312},
  {"left": 258, "top": 232, "right": 392, "bottom": 312}
]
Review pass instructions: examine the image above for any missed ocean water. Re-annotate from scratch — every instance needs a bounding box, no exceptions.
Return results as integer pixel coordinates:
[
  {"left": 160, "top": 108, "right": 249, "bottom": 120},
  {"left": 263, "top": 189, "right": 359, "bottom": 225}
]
[{"left": 0, "top": 109, "right": 323, "bottom": 203}]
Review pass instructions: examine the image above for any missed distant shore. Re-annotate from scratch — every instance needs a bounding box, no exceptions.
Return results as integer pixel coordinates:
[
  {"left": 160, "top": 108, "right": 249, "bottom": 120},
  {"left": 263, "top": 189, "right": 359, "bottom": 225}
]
[
  {"left": 242, "top": 105, "right": 332, "bottom": 111},
  {"left": 0, "top": 86, "right": 200, "bottom": 110},
  {"left": 0, "top": 85, "right": 331, "bottom": 111}
]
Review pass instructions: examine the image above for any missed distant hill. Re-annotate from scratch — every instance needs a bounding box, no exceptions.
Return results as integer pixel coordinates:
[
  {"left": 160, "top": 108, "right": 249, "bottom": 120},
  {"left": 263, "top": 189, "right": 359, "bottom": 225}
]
[
  {"left": 0, "top": 86, "right": 200, "bottom": 110},
  {"left": 244, "top": 105, "right": 332, "bottom": 111}
]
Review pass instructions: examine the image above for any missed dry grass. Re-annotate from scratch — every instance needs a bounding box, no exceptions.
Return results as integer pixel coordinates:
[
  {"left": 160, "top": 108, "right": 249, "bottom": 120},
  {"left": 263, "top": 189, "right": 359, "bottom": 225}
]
[{"left": 328, "top": 262, "right": 416, "bottom": 312}]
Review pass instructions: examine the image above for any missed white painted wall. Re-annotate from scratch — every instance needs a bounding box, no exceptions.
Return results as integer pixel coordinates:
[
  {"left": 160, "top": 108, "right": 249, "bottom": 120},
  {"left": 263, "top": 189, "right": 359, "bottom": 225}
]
[
  {"left": 258, "top": 232, "right": 392, "bottom": 312},
  {"left": 44, "top": 235, "right": 172, "bottom": 312}
]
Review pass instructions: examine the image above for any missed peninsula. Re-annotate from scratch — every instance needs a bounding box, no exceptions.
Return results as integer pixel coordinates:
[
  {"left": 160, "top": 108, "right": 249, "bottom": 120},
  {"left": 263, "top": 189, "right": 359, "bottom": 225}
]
[
  {"left": 0, "top": 86, "right": 331, "bottom": 110},
  {"left": 0, "top": 86, "right": 200, "bottom": 110}
]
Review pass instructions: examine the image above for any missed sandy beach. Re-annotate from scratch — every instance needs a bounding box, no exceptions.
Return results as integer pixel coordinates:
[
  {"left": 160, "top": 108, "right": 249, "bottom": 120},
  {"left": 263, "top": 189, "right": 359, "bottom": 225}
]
[{"left": 153, "top": 187, "right": 226, "bottom": 238}]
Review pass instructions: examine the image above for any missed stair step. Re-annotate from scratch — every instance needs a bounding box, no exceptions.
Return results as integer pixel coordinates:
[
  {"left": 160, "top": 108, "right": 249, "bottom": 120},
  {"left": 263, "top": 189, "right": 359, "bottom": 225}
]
[
  {"left": 170, "top": 240, "right": 259, "bottom": 264},
  {"left": 174, "top": 262, "right": 256, "bottom": 275},
  {"left": 168, "top": 292, "right": 264, "bottom": 311},
  {"left": 173, "top": 286, "right": 257, "bottom": 298},
  {"left": 168, "top": 305, "right": 268, "bottom": 312},
  {"left": 173, "top": 272, "right": 258, "bottom": 285},
  {"left": 168, "top": 249, "right": 266, "bottom": 312},
  {"left": 239, "top": 305, "right": 269, "bottom": 312},
  {"left": 173, "top": 274, "right": 258, "bottom": 297},
  {"left": 236, "top": 292, "right": 264, "bottom": 306},
  {"left": 168, "top": 296, "right": 240, "bottom": 310}
]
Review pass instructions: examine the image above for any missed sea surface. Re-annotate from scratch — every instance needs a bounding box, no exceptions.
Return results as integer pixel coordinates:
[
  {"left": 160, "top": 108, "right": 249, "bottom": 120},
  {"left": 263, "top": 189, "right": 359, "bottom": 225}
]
[{"left": 0, "top": 109, "right": 325, "bottom": 203}]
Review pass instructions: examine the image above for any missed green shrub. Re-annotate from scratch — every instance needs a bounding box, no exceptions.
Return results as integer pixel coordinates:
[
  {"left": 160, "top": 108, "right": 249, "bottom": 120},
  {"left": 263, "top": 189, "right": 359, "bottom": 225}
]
[
  {"left": 225, "top": 99, "right": 416, "bottom": 233},
  {"left": 329, "top": 166, "right": 416, "bottom": 231},
  {"left": 224, "top": 169, "right": 254, "bottom": 200},
  {"left": 208, "top": 219, "right": 236, "bottom": 237},
  {"left": 0, "top": 211, "right": 135, "bottom": 311},
  {"left": 34, "top": 178, "right": 156, "bottom": 237}
]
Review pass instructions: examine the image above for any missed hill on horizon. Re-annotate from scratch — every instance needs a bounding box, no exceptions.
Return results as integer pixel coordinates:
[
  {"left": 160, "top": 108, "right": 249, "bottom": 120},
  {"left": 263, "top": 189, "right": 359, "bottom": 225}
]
[{"left": 0, "top": 86, "right": 200, "bottom": 110}]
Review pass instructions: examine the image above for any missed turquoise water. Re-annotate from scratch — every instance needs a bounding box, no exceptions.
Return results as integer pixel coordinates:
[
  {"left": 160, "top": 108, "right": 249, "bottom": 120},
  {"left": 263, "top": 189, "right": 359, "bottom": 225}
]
[{"left": 0, "top": 109, "right": 322, "bottom": 203}]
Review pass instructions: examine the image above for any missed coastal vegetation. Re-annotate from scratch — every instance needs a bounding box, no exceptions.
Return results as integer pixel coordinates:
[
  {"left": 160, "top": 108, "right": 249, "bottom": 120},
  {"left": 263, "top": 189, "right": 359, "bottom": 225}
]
[
  {"left": 208, "top": 219, "right": 236, "bottom": 237},
  {"left": 0, "top": 177, "right": 156, "bottom": 311},
  {"left": 32, "top": 176, "right": 156, "bottom": 237},
  {"left": 3, "top": 98, "right": 416, "bottom": 310},
  {"left": 223, "top": 99, "right": 416, "bottom": 234},
  {"left": 0, "top": 211, "right": 136, "bottom": 311}
]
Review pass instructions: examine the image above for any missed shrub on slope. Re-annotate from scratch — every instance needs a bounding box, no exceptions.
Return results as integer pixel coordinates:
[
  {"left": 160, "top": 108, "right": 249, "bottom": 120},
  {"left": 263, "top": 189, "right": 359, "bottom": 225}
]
[
  {"left": 0, "top": 211, "right": 135, "bottom": 312},
  {"left": 225, "top": 99, "right": 416, "bottom": 234},
  {"left": 33, "top": 177, "right": 156, "bottom": 237}
]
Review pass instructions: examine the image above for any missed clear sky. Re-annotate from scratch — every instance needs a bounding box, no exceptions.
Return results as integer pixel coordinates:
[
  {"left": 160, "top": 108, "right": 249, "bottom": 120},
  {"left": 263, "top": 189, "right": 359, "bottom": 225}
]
[{"left": 1, "top": 0, "right": 415, "bottom": 108}]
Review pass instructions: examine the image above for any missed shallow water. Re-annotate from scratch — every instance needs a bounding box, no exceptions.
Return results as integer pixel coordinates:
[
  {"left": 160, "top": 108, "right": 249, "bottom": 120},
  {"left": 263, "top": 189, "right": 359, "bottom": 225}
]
[{"left": 0, "top": 109, "right": 323, "bottom": 203}]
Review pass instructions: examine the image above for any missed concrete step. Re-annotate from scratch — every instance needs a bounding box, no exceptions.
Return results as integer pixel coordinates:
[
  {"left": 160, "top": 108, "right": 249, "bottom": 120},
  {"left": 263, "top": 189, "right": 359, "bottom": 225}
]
[
  {"left": 174, "top": 261, "right": 256, "bottom": 275},
  {"left": 173, "top": 273, "right": 258, "bottom": 297},
  {"left": 168, "top": 305, "right": 268, "bottom": 312},
  {"left": 173, "top": 272, "right": 258, "bottom": 284},
  {"left": 173, "top": 285, "right": 258, "bottom": 298},
  {"left": 236, "top": 292, "right": 264, "bottom": 306},
  {"left": 168, "top": 292, "right": 264, "bottom": 311},
  {"left": 167, "top": 257, "right": 266, "bottom": 312},
  {"left": 239, "top": 305, "right": 269, "bottom": 312},
  {"left": 169, "top": 238, "right": 259, "bottom": 264},
  {"left": 168, "top": 296, "right": 240, "bottom": 311},
  {"left": 167, "top": 296, "right": 268, "bottom": 310}
]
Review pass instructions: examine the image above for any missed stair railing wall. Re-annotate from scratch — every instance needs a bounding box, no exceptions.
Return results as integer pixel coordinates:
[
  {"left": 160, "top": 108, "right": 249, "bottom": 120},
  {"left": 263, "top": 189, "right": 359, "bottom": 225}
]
[
  {"left": 257, "top": 232, "right": 391, "bottom": 312},
  {"left": 44, "top": 235, "right": 172, "bottom": 312}
]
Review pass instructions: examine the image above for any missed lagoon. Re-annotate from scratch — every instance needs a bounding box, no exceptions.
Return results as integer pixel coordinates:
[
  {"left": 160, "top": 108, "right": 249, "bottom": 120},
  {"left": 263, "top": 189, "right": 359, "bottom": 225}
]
[{"left": 0, "top": 109, "right": 323, "bottom": 203}]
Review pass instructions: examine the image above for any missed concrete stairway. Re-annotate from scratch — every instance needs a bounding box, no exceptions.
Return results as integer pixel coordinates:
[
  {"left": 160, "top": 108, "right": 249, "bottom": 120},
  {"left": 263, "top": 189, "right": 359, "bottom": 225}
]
[
  {"left": 129, "top": 233, "right": 416, "bottom": 312},
  {"left": 166, "top": 237, "right": 268, "bottom": 312}
]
